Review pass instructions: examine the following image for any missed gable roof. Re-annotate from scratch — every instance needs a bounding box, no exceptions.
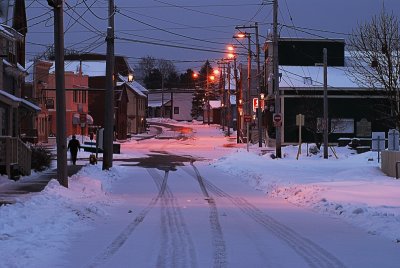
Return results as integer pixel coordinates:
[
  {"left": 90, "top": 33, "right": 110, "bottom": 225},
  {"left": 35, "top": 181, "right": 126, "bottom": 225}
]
[{"left": 117, "top": 74, "right": 148, "bottom": 97}]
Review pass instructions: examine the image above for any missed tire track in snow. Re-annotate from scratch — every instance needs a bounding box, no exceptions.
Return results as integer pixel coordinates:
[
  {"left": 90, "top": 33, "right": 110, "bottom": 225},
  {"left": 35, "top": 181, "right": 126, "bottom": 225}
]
[
  {"left": 86, "top": 170, "right": 167, "bottom": 268},
  {"left": 188, "top": 163, "right": 227, "bottom": 268},
  {"left": 183, "top": 166, "right": 346, "bottom": 268},
  {"left": 147, "top": 169, "right": 198, "bottom": 268}
]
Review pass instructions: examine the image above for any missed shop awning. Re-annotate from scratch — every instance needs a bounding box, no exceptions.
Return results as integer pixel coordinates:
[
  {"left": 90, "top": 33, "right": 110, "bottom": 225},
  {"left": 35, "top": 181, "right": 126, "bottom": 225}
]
[{"left": 72, "top": 113, "right": 94, "bottom": 125}]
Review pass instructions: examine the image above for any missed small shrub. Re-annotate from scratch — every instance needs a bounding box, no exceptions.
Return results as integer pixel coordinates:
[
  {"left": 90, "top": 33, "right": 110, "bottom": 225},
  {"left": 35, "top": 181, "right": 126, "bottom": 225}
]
[{"left": 31, "top": 146, "right": 52, "bottom": 171}]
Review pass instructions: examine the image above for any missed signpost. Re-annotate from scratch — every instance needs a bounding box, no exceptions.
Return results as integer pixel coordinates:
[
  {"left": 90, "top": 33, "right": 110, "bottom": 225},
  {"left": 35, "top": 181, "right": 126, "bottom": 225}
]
[
  {"left": 273, "top": 113, "right": 282, "bottom": 127},
  {"left": 372, "top": 132, "right": 386, "bottom": 163},
  {"left": 244, "top": 115, "right": 252, "bottom": 152},
  {"left": 80, "top": 113, "right": 87, "bottom": 143},
  {"left": 296, "top": 114, "right": 305, "bottom": 160}
]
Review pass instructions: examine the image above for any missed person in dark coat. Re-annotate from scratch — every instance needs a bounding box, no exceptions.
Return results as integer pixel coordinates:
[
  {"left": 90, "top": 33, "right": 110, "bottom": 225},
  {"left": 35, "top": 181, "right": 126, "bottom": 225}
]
[{"left": 67, "top": 135, "right": 81, "bottom": 165}]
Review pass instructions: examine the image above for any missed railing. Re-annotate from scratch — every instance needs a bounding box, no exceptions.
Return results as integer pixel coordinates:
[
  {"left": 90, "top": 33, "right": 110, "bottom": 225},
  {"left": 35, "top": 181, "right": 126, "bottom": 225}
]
[{"left": 0, "top": 136, "right": 31, "bottom": 178}]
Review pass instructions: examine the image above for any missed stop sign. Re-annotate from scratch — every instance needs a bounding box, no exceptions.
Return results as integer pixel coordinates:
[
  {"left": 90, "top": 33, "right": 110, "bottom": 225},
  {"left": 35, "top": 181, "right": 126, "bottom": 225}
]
[{"left": 273, "top": 113, "right": 282, "bottom": 123}]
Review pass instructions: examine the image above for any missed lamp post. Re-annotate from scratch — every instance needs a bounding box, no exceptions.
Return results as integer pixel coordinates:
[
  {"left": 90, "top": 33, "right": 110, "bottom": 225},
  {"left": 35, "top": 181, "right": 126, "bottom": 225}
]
[
  {"left": 235, "top": 23, "right": 263, "bottom": 147},
  {"left": 234, "top": 32, "right": 252, "bottom": 145}
]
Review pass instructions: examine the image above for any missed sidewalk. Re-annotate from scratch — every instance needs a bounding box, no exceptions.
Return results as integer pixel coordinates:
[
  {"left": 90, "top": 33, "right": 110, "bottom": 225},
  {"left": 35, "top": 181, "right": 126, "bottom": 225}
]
[{"left": 0, "top": 165, "right": 83, "bottom": 205}]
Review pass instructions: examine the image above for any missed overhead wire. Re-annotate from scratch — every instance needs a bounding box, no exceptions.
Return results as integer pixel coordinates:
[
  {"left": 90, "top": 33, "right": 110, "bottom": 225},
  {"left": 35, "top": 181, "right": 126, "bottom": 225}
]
[{"left": 152, "top": 0, "right": 272, "bottom": 23}]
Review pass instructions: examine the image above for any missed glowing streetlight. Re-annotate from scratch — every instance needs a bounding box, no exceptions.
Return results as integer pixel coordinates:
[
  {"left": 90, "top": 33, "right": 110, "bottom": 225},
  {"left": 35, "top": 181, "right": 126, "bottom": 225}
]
[
  {"left": 192, "top": 72, "right": 199, "bottom": 79},
  {"left": 128, "top": 73, "right": 134, "bottom": 82}
]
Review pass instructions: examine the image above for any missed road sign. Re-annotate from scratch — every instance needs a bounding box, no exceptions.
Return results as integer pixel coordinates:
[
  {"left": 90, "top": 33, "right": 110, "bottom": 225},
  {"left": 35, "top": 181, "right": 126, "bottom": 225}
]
[
  {"left": 273, "top": 113, "right": 282, "bottom": 127},
  {"left": 253, "top": 98, "right": 258, "bottom": 112},
  {"left": 273, "top": 113, "right": 282, "bottom": 123},
  {"left": 296, "top": 114, "right": 305, "bottom": 126},
  {"left": 253, "top": 98, "right": 265, "bottom": 112},
  {"left": 244, "top": 115, "right": 252, "bottom": 122}
]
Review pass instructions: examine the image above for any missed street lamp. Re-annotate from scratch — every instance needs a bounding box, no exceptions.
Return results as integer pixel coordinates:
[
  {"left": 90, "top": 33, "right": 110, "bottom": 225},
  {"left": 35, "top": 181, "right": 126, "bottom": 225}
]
[
  {"left": 234, "top": 31, "right": 253, "bottom": 146},
  {"left": 235, "top": 23, "right": 263, "bottom": 148},
  {"left": 225, "top": 44, "right": 241, "bottom": 141},
  {"left": 128, "top": 73, "right": 134, "bottom": 82}
]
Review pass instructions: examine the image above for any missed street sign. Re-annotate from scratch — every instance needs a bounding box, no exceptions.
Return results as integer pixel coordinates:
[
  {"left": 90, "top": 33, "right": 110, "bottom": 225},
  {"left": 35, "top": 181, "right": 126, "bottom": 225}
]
[
  {"left": 296, "top": 114, "right": 305, "bottom": 126},
  {"left": 273, "top": 113, "right": 282, "bottom": 127},
  {"left": 253, "top": 98, "right": 265, "bottom": 112},
  {"left": 253, "top": 98, "right": 258, "bottom": 112},
  {"left": 371, "top": 132, "right": 385, "bottom": 152},
  {"left": 273, "top": 113, "right": 282, "bottom": 123}
]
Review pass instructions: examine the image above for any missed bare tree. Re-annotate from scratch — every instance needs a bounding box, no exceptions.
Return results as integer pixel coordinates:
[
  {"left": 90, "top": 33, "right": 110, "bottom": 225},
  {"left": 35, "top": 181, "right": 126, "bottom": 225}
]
[
  {"left": 347, "top": 10, "right": 400, "bottom": 128},
  {"left": 157, "top": 59, "right": 176, "bottom": 88},
  {"left": 135, "top": 56, "right": 156, "bottom": 82}
]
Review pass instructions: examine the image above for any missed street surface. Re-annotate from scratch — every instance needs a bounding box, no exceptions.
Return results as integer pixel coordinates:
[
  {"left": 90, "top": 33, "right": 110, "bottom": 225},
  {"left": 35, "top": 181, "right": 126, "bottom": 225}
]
[{"left": 56, "top": 123, "right": 399, "bottom": 268}]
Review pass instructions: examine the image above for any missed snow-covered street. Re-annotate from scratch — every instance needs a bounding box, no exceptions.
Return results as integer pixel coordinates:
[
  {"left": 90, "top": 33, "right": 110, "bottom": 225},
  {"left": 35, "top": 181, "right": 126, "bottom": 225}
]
[{"left": 1, "top": 120, "right": 399, "bottom": 267}]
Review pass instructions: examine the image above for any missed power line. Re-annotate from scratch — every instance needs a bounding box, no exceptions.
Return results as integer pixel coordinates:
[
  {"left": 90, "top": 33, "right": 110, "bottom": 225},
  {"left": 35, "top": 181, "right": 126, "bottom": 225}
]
[
  {"left": 116, "top": 10, "right": 230, "bottom": 46},
  {"left": 152, "top": 0, "right": 272, "bottom": 23}
]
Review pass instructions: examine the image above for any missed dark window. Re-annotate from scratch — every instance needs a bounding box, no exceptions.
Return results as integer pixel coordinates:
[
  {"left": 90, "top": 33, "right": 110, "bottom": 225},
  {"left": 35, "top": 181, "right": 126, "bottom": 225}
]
[{"left": 174, "top": 107, "right": 179, "bottom": 114}]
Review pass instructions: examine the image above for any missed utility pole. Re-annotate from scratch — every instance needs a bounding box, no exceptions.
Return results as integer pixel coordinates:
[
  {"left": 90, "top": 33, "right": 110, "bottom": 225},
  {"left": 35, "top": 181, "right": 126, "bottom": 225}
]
[
  {"left": 235, "top": 24, "right": 262, "bottom": 147},
  {"left": 227, "top": 61, "right": 231, "bottom": 136},
  {"left": 247, "top": 34, "right": 252, "bottom": 145},
  {"left": 255, "top": 22, "right": 262, "bottom": 147},
  {"left": 48, "top": 0, "right": 67, "bottom": 187},
  {"left": 323, "top": 48, "right": 328, "bottom": 159},
  {"left": 234, "top": 58, "right": 240, "bottom": 143},
  {"left": 207, "top": 64, "right": 210, "bottom": 125},
  {"left": 273, "top": 0, "right": 282, "bottom": 158},
  {"left": 103, "top": 0, "right": 115, "bottom": 170}
]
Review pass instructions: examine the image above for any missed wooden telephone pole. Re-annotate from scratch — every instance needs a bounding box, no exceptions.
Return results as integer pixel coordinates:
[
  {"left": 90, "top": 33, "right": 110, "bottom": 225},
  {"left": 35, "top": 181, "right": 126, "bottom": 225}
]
[
  {"left": 48, "top": 0, "right": 67, "bottom": 187},
  {"left": 103, "top": 0, "right": 115, "bottom": 170}
]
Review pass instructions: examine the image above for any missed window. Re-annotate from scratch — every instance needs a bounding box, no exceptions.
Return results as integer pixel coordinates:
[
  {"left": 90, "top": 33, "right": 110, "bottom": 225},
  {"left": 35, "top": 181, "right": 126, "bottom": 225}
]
[
  {"left": 174, "top": 107, "right": 180, "bottom": 114},
  {"left": 73, "top": 90, "right": 78, "bottom": 102},
  {"left": 82, "top": 91, "right": 86, "bottom": 103}
]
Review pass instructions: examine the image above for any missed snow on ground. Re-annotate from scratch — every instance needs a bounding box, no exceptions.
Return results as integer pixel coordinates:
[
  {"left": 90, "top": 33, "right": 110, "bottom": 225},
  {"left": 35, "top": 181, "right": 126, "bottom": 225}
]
[
  {"left": 213, "top": 144, "right": 400, "bottom": 243},
  {"left": 0, "top": 119, "right": 399, "bottom": 267}
]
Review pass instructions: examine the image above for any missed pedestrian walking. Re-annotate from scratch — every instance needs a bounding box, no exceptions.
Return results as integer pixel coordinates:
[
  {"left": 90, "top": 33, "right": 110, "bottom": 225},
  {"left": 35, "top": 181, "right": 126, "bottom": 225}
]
[{"left": 67, "top": 135, "right": 81, "bottom": 165}]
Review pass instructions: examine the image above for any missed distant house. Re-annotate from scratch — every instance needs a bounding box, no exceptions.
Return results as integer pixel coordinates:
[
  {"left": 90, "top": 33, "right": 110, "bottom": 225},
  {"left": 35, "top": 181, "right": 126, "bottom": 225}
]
[
  {"left": 47, "top": 64, "right": 91, "bottom": 137},
  {"left": 117, "top": 75, "right": 148, "bottom": 135},
  {"left": 147, "top": 89, "right": 195, "bottom": 121},
  {"left": 60, "top": 53, "right": 148, "bottom": 139},
  {"left": 24, "top": 60, "right": 53, "bottom": 143}
]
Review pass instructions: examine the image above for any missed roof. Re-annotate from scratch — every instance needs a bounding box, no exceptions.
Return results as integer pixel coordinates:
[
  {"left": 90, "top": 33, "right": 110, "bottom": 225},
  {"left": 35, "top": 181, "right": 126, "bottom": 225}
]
[
  {"left": 117, "top": 74, "right": 148, "bottom": 97},
  {"left": 0, "top": 90, "right": 41, "bottom": 112},
  {"left": 279, "top": 66, "right": 361, "bottom": 89},
  {"left": 48, "top": 61, "right": 107, "bottom": 77}
]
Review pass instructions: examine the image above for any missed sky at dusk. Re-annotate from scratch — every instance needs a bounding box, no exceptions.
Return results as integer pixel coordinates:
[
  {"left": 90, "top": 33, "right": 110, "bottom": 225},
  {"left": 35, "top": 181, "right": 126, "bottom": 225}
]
[{"left": 25, "top": 0, "right": 400, "bottom": 73}]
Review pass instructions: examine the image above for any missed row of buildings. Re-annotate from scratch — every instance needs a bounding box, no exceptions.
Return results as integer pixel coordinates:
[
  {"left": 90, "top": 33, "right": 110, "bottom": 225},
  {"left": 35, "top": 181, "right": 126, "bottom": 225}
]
[
  {"left": 24, "top": 54, "right": 148, "bottom": 143},
  {"left": 0, "top": 1, "right": 392, "bottom": 178}
]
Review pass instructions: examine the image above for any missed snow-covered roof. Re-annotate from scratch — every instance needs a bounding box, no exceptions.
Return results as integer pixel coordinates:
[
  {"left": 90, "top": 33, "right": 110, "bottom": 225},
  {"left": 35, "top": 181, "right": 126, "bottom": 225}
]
[
  {"left": 148, "top": 99, "right": 172, "bottom": 108},
  {"left": 118, "top": 74, "right": 148, "bottom": 97},
  {"left": 49, "top": 61, "right": 107, "bottom": 77},
  {"left": 20, "top": 98, "right": 41, "bottom": 111},
  {"left": 0, "top": 90, "right": 41, "bottom": 111},
  {"left": 279, "top": 66, "right": 360, "bottom": 89},
  {"left": 0, "top": 89, "right": 20, "bottom": 102}
]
